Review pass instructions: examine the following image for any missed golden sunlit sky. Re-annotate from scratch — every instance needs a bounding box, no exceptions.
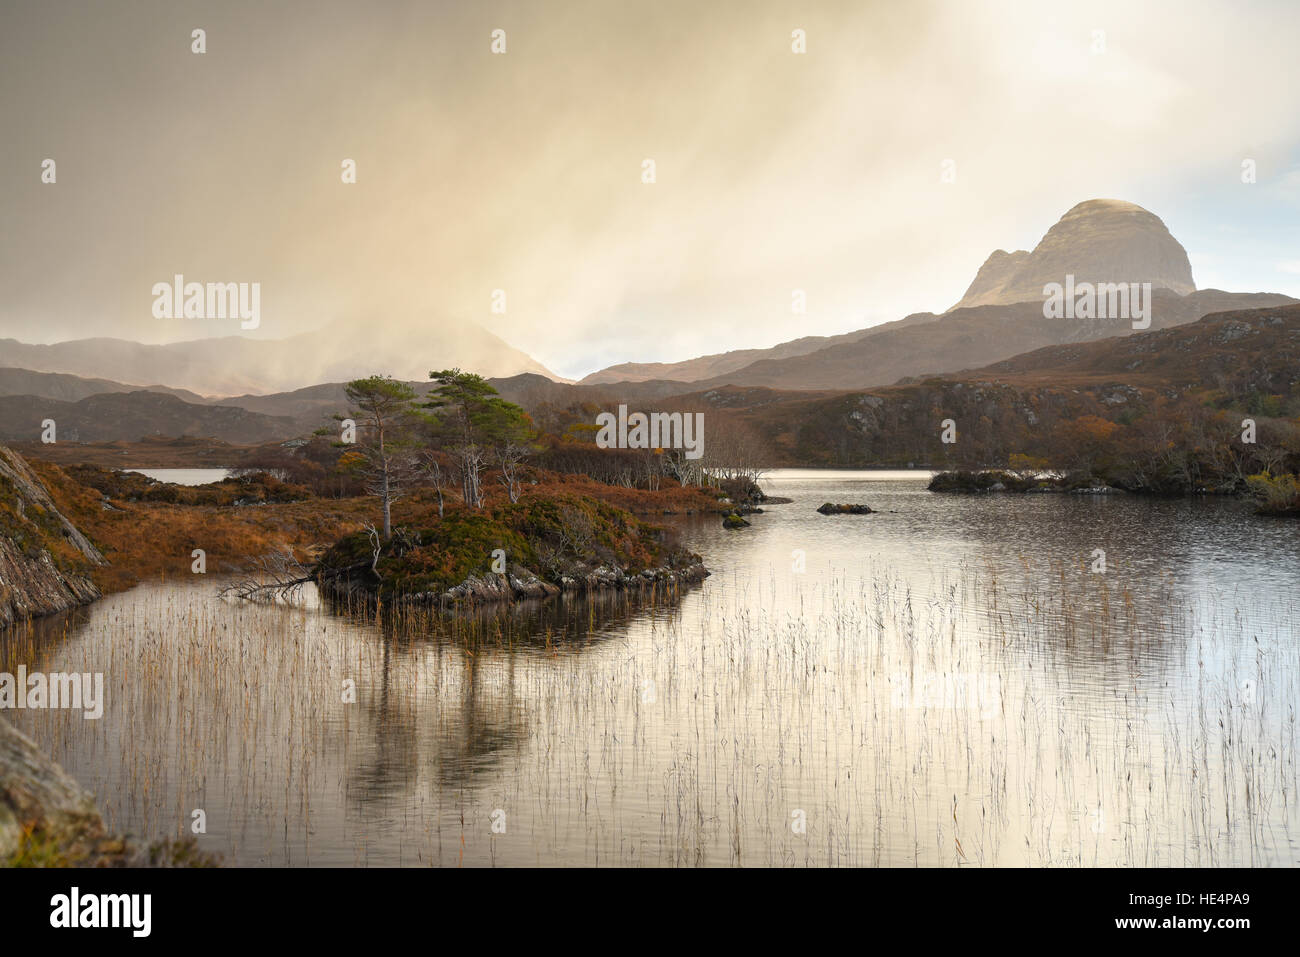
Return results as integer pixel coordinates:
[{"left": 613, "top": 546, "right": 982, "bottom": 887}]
[{"left": 3, "top": 0, "right": 1299, "bottom": 379}]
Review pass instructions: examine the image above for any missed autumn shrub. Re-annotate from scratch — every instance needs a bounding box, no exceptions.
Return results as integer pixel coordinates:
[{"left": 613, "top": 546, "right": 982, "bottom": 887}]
[
  {"left": 927, "top": 470, "right": 1044, "bottom": 492},
  {"left": 317, "top": 491, "right": 700, "bottom": 599},
  {"left": 1246, "top": 472, "right": 1300, "bottom": 515}
]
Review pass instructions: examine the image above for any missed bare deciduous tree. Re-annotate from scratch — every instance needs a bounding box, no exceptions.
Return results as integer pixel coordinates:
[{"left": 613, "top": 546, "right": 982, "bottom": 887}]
[
  {"left": 497, "top": 441, "right": 530, "bottom": 503},
  {"left": 343, "top": 375, "right": 419, "bottom": 540}
]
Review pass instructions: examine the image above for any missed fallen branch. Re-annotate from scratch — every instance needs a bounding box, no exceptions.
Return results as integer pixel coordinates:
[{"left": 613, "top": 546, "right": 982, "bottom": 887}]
[{"left": 218, "top": 551, "right": 317, "bottom": 603}]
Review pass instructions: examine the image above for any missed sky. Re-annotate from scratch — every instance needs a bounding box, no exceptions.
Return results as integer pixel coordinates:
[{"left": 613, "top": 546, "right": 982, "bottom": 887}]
[{"left": 2, "top": 0, "right": 1298, "bottom": 381}]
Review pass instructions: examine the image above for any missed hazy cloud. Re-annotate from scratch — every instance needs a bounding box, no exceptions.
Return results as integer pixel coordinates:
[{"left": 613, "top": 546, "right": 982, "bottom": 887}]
[{"left": 2, "top": 0, "right": 1298, "bottom": 381}]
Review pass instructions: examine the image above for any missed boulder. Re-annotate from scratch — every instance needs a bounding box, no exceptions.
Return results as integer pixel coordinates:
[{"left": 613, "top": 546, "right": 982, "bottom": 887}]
[{"left": 816, "top": 503, "right": 873, "bottom": 515}]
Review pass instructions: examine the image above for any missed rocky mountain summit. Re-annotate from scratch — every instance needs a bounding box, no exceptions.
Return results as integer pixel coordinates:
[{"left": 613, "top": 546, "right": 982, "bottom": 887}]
[
  {"left": 951, "top": 199, "right": 1197, "bottom": 310},
  {"left": 576, "top": 200, "right": 1228, "bottom": 392}
]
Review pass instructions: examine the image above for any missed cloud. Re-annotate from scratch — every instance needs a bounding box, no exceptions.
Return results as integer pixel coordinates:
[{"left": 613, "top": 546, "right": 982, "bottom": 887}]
[{"left": 2, "top": 0, "right": 1299, "bottom": 381}]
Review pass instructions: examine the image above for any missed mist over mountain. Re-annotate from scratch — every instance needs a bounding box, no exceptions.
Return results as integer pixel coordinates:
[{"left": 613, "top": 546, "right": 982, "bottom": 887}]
[
  {"left": 1, "top": 199, "right": 1294, "bottom": 444},
  {"left": 0, "top": 319, "right": 558, "bottom": 398}
]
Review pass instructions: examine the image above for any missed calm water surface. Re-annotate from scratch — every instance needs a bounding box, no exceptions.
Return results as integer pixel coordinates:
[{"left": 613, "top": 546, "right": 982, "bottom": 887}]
[
  {"left": 124, "top": 468, "right": 233, "bottom": 485},
  {"left": 4, "top": 471, "right": 1298, "bottom": 866}
]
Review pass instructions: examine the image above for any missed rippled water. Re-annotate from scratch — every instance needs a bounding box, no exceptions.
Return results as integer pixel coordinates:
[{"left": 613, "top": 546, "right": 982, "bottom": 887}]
[{"left": 4, "top": 472, "right": 1298, "bottom": 866}]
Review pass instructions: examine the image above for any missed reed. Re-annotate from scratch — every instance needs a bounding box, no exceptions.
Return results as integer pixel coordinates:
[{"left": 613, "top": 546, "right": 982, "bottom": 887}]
[{"left": 1, "top": 553, "right": 1293, "bottom": 867}]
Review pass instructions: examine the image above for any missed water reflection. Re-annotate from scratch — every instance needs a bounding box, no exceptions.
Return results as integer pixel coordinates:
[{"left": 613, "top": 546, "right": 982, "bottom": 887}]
[{"left": 3, "top": 474, "right": 1298, "bottom": 866}]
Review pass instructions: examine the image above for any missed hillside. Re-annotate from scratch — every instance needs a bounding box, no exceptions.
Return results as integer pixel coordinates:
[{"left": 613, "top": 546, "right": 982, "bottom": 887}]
[
  {"left": 579, "top": 313, "right": 940, "bottom": 385},
  {"left": 0, "top": 294, "right": 1292, "bottom": 457},
  {"left": 0, "top": 372, "right": 689, "bottom": 445},
  {"left": 0, "top": 368, "right": 208, "bottom": 404},
  {"left": 694, "top": 302, "right": 1300, "bottom": 472},
  {"left": 968, "top": 304, "right": 1300, "bottom": 394},
  {"left": 0, "top": 444, "right": 104, "bottom": 628},
  {"left": 681, "top": 290, "right": 1295, "bottom": 392},
  {"left": 0, "top": 392, "right": 297, "bottom": 445}
]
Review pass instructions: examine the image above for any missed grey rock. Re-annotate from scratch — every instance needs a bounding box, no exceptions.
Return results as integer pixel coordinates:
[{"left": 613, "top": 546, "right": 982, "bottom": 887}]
[
  {"left": 0, "top": 717, "right": 103, "bottom": 859},
  {"left": 0, "top": 445, "right": 104, "bottom": 629}
]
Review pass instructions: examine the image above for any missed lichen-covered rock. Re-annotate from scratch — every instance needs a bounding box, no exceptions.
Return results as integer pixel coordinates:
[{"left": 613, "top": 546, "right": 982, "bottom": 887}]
[
  {"left": 441, "top": 569, "right": 562, "bottom": 602},
  {"left": 1, "top": 717, "right": 218, "bottom": 866},
  {"left": 0, "top": 716, "right": 103, "bottom": 861},
  {"left": 0, "top": 445, "right": 105, "bottom": 629}
]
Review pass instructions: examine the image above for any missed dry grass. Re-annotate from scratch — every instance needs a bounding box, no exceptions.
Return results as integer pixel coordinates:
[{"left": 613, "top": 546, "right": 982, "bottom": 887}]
[
  {"left": 25, "top": 459, "right": 723, "bottom": 595},
  {"left": 30, "top": 461, "right": 370, "bottom": 592}
]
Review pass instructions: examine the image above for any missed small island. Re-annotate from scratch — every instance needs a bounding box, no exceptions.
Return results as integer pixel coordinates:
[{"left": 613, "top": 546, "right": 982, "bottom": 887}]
[
  {"left": 816, "top": 502, "right": 874, "bottom": 514},
  {"left": 315, "top": 491, "right": 708, "bottom": 605}
]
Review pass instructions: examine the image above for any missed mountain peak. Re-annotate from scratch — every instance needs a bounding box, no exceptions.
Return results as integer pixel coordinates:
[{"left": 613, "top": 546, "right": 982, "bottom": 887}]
[{"left": 951, "top": 199, "right": 1196, "bottom": 311}]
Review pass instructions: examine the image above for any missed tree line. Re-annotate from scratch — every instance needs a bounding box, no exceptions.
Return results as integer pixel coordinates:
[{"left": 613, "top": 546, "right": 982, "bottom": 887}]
[{"left": 337, "top": 370, "right": 773, "bottom": 540}]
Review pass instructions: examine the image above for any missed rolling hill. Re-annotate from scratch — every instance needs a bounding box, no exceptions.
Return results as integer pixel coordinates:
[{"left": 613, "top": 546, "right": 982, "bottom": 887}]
[
  {"left": 670, "top": 302, "right": 1300, "bottom": 468},
  {"left": 0, "top": 392, "right": 297, "bottom": 445}
]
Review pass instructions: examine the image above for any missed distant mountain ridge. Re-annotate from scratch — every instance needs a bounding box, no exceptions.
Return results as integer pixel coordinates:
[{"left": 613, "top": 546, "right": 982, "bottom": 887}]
[
  {"left": 581, "top": 199, "right": 1228, "bottom": 391},
  {"left": 2, "top": 297, "right": 1296, "bottom": 451},
  {"left": 0, "top": 367, "right": 207, "bottom": 404},
  {"left": 680, "top": 289, "right": 1295, "bottom": 392},
  {"left": 2, "top": 198, "right": 1294, "bottom": 447},
  {"left": 0, "top": 368, "right": 712, "bottom": 438},
  {"left": 0, "top": 392, "right": 296, "bottom": 444},
  {"left": 663, "top": 302, "right": 1300, "bottom": 468},
  {"left": 579, "top": 313, "right": 940, "bottom": 385},
  {"left": 0, "top": 318, "right": 559, "bottom": 398}
]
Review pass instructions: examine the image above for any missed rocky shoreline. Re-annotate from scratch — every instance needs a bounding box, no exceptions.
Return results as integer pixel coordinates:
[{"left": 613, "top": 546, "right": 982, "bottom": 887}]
[
  {"left": 928, "top": 469, "right": 1124, "bottom": 495},
  {"left": 319, "top": 560, "right": 709, "bottom": 606},
  {"left": 0, "top": 716, "right": 214, "bottom": 866},
  {"left": 0, "top": 445, "right": 105, "bottom": 628}
]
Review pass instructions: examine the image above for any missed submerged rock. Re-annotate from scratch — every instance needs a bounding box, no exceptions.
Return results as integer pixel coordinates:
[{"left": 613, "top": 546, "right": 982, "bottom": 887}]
[{"left": 722, "top": 512, "right": 751, "bottom": 529}]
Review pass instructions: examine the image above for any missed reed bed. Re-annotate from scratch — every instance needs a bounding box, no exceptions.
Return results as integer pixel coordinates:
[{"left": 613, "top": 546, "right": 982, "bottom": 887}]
[{"left": 1, "top": 555, "right": 1294, "bottom": 867}]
